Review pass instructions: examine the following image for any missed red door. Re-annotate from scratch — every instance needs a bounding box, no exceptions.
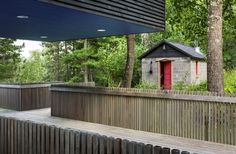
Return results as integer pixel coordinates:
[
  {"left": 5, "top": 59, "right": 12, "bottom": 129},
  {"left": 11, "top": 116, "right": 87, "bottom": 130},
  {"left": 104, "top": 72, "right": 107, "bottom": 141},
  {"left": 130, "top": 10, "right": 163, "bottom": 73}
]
[{"left": 163, "top": 61, "right": 172, "bottom": 90}]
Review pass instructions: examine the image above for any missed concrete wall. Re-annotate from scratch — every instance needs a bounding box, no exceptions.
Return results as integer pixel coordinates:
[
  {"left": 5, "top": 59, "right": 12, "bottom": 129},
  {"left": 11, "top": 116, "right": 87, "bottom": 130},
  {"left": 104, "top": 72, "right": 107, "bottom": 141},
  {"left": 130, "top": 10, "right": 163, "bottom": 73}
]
[
  {"left": 198, "top": 61, "right": 207, "bottom": 82},
  {"left": 141, "top": 57, "right": 207, "bottom": 87},
  {"left": 190, "top": 60, "right": 207, "bottom": 84},
  {"left": 141, "top": 58, "right": 158, "bottom": 85},
  {"left": 171, "top": 57, "right": 191, "bottom": 84}
]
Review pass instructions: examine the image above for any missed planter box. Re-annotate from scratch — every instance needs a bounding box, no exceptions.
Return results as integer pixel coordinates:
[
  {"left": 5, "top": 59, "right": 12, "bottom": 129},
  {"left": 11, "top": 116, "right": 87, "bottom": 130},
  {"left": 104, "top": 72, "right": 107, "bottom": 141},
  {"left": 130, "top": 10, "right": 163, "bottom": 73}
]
[{"left": 0, "top": 83, "right": 51, "bottom": 111}]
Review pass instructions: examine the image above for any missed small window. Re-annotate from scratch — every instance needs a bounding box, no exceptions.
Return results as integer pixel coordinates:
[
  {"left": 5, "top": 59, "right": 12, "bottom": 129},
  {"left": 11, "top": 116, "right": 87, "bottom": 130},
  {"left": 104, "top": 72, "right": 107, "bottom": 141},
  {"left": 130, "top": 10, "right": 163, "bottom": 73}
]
[
  {"left": 149, "top": 61, "right": 153, "bottom": 74},
  {"left": 163, "top": 45, "right": 166, "bottom": 50}
]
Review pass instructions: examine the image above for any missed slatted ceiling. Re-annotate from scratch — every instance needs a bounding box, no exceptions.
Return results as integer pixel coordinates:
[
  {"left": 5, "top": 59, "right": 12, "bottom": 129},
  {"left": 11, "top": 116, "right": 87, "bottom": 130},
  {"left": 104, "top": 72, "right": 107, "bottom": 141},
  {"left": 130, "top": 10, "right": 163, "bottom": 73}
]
[
  {"left": 147, "top": 0, "right": 165, "bottom": 6},
  {"left": 95, "top": 0, "right": 165, "bottom": 22},
  {"left": 99, "top": 0, "right": 165, "bottom": 17},
  {"left": 56, "top": 1, "right": 164, "bottom": 28},
  {"left": 47, "top": 0, "right": 165, "bottom": 29},
  {"left": 136, "top": 0, "right": 165, "bottom": 9}
]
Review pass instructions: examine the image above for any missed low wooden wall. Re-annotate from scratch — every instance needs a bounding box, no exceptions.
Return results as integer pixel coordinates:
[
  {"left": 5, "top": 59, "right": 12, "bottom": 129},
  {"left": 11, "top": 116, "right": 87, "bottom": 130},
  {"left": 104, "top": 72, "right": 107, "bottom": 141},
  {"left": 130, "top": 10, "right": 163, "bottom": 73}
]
[
  {"left": 0, "top": 83, "right": 51, "bottom": 111},
  {"left": 0, "top": 116, "right": 189, "bottom": 154},
  {"left": 51, "top": 85, "right": 236, "bottom": 145}
]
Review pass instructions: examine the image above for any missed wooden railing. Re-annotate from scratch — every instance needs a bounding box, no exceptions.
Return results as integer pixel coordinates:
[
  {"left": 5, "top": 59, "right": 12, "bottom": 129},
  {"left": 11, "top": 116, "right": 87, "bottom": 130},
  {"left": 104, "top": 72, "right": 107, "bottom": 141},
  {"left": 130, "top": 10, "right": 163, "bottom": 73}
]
[
  {"left": 51, "top": 85, "right": 236, "bottom": 145},
  {"left": 0, "top": 83, "right": 51, "bottom": 111},
  {"left": 0, "top": 116, "right": 189, "bottom": 154}
]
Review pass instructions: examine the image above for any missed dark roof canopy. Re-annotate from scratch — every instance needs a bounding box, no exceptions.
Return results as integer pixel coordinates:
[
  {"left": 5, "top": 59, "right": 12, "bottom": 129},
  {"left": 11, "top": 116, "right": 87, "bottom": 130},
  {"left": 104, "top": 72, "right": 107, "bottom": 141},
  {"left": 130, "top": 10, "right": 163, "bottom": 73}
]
[
  {"left": 0, "top": 0, "right": 165, "bottom": 42},
  {"left": 139, "top": 40, "right": 205, "bottom": 60}
]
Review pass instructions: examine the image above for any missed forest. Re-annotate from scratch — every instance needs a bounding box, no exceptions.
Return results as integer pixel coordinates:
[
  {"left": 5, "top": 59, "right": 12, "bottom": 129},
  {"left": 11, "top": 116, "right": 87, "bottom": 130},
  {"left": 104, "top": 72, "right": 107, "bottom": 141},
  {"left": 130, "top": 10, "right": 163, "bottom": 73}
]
[{"left": 0, "top": 0, "right": 236, "bottom": 93}]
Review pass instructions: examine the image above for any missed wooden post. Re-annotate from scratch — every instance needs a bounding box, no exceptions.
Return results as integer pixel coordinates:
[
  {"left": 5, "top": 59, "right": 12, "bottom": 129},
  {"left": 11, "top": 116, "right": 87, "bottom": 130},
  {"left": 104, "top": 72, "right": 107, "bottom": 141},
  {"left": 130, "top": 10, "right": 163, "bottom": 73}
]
[
  {"left": 172, "top": 149, "right": 180, "bottom": 154},
  {"left": 154, "top": 146, "right": 162, "bottom": 154},
  {"left": 144, "top": 144, "right": 153, "bottom": 154},
  {"left": 162, "top": 147, "right": 171, "bottom": 154},
  {"left": 92, "top": 134, "right": 99, "bottom": 154},
  {"left": 121, "top": 139, "right": 129, "bottom": 154},
  {"left": 136, "top": 143, "right": 144, "bottom": 154},
  {"left": 75, "top": 132, "right": 81, "bottom": 154}
]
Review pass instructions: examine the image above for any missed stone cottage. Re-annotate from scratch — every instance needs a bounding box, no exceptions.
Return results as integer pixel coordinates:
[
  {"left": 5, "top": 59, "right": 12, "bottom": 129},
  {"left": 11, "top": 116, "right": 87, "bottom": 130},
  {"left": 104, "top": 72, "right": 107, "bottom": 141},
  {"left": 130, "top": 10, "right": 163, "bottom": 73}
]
[{"left": 139, "top": 40, "right": 207, "bottom": 90}]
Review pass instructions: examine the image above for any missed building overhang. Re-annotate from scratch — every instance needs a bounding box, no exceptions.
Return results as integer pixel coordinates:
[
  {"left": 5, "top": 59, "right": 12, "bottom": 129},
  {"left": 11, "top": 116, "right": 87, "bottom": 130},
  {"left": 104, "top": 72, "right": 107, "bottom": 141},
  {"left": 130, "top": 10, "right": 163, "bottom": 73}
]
[{"left": 0, "top": 0, "right": 165, "bottom": 42}]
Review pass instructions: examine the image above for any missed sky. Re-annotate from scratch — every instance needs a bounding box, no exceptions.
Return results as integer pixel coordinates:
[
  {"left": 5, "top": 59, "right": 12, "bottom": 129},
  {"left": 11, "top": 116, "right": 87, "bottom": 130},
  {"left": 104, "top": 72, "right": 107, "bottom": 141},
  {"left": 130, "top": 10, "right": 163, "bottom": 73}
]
[{"left": 15, "top": 40, "right": 43, "bottom": 58}]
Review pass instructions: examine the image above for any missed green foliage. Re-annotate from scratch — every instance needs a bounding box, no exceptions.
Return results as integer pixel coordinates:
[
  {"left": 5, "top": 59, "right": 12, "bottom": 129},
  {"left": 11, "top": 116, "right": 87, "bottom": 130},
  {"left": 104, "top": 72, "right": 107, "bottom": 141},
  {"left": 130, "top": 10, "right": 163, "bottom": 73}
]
[
  {"left": 14, "top": 51, "right": 46, "bottom": 83},
  {"left": 135, "top": 81, "right": 157, "bottom": 89},
  {"left": 224, "top": 70, "right": 236, "bottom": 93},
  {"left": 173, "top": 81, "right": 208, "bottom": 91},
  {"left": 42, "top": 42, "right": 67, "bottom": 81},
  {"left": 96, "top": 36, "right": 127, "bottom": 86},
  {"left": 66, "top": 76, "right": 81, "bottom": 84},
  {"left": 173, "top": 81, "right": 188, "bottom": 91},
  {"left": 223, "top": 8, "right": 236, "bottom": 70},
  {"left": 0, "top": 38, "right": 22, "bottom": 82},
  {"left": 173, "top": 70, "right": 236, "bottom": 94}
]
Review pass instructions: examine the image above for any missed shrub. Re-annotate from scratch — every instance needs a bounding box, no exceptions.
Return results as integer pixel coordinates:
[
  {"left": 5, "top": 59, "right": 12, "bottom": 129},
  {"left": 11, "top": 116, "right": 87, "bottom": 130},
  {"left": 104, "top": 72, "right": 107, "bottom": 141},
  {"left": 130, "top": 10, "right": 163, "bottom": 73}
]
[
  {"left": 224, "top": 70, "right": 236, "bottom": 94},
  {"left": 173, "top": 81, "right": 207, "bottom": 91},
  {"left": 135, "top": 81, "right": 157, "bottom": 89}
]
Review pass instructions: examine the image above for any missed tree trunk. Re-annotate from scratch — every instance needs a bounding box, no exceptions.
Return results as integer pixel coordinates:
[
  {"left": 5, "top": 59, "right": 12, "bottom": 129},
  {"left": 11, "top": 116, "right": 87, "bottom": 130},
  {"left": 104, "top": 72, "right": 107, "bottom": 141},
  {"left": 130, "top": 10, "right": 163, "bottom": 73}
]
[
  {"left": 122, "top": 34, "right": 135, "bottom": 88},
  {"left": 141, "top": 33, "right": 150, "bottom": 49},
  {"left": 64, "top": 41, "right": 70, "bottom": 81},
  {"left": 84, "top": 39, "right": 89, "bottom": 83},
  {"left": 56, "top": 44, "right": 60, "bottom": 81},
  {"left": 207, "top": 0, "right": 224, "bottom": 95}
]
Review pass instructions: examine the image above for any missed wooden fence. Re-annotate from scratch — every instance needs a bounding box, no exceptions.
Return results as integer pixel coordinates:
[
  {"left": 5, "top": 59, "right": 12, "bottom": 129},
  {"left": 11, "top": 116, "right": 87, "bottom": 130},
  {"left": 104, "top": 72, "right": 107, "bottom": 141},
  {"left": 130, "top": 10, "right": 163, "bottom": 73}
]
[
  {"left": 0, "top": 83, "right": 51, "bottom": 111},
  {"left": 51, "top": 85, "right": 236, "bottom": 145},
  {"left": 0, "top": 116, "right": 189, "bottom": 154}
]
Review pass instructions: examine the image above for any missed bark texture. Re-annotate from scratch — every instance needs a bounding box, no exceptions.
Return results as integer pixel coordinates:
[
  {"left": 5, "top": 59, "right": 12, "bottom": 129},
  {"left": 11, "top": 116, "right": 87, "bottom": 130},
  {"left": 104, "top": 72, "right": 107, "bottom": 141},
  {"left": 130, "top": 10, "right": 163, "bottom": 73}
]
[
  {"left": 84, "top": 39, "right": 88, "bottom": 83},
  {"left": 207, "top": 0, "right": 224, "bottom": 95},
  {"left": 123, "top": 34, "right": 135, "bottom": 88}
]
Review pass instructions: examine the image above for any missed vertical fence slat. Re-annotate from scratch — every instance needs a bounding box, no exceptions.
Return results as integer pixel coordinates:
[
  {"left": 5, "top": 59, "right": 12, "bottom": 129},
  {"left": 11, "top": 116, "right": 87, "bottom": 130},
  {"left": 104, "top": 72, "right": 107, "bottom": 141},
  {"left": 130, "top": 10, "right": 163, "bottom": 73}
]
[
  {"left": 92, "top": 134, "right": 99, "bottom": 154},
  {"left": 69, "top": 130, "right": 75, "bottom": 154},
  {"left": 36, "top": 124, "right": 41, "bottom": 154},
  {"left": 55, "top": 127, "right": 60, "bottom": 154},
  {"left": 65, "top": 129, "right": 70, "bottom": 154},
  {"left": 24, "top": 121, "right": 29, "bottom": 154},
  {"left": 60, "top": 128, "right": 65, "bottom": 154},
  {"left": 28, "top": 122, "right": 33, "bottom": 154},
  {"left": 121, "top": 139, "right": 128, "bottom": 154},
  {"left": 50, "top": 126, "right": 55, "bottom": 154},
  {"left": 87, "top": 133, "right": 93, "bottom": 154},
  {"left": 0, "top": 118, "right": 4, "bottom": 154}
]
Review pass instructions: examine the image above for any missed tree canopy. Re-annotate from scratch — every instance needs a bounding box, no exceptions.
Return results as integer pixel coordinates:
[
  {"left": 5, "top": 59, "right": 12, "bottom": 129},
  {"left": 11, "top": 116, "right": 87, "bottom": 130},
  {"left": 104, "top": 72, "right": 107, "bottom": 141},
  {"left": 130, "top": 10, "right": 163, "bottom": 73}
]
[{"left": 0, "top": 38, "right": 22, "bottom": 82}]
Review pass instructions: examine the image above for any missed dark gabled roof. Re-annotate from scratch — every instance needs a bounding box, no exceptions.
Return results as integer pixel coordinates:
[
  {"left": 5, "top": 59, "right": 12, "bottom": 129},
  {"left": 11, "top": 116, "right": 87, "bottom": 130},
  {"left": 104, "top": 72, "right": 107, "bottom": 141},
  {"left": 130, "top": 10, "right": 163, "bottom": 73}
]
[{"left": 139, "top": 40, "right": 206, "bottom": 60}]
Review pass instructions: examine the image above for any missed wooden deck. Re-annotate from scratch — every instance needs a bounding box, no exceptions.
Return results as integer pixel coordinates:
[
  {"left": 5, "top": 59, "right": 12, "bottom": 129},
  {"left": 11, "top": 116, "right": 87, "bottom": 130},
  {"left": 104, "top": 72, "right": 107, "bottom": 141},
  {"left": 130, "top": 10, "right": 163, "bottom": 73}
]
[{"left": 0, "top": 108, "right": 236, "bottom": 154}]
